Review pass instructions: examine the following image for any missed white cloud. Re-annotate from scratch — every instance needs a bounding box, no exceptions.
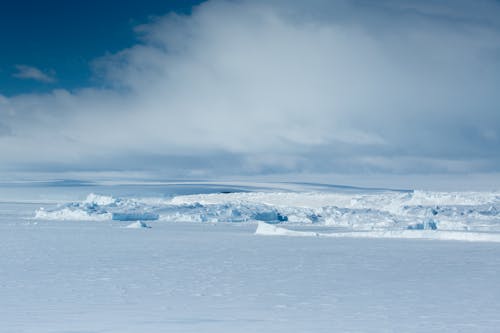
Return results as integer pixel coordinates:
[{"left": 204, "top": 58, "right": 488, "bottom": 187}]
[
  {"left": 1, "top": 0, "right": 500, "bottom": 177},
  {"left": 13, "top": 65, "right": 56, "bottom": 83}
]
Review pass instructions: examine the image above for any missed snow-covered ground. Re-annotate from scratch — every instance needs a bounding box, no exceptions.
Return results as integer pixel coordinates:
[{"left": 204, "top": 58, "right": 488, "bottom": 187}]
[{"left": 2, "top": 181, "right": 500, "bottom": 332}]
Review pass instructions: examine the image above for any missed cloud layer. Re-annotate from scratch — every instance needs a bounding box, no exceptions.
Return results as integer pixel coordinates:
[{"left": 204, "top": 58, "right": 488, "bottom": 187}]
[{"left": 1, "top": 0, "right": 500, "bottom": 177}]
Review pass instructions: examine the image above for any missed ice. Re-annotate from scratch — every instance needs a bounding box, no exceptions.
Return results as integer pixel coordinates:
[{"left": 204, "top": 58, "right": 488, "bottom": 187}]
[
  {"left": 84, "top": 193, "right": 116, "bottom": 206},
  {"left": 112, "top": 212, "right": 159, "bottom": 221},
  {"left": 407, "top": 219, "right": 438, "bottom": 230},
  {"left": 125, "top": 221, "right": 152, "bottom": 229},
  {"left": 252, "top": 210, "right": 288, "bottom": 222},
  {"left": 255, "top": 222, "right": 500, "bottom": 242},
  {"left": 3, "top": 182, "right": 500, "bottom": 332},
  {"left": 34, "top": 189, "right": 500, "bottom": 233},
  {"left": 34, "top": 206, "right": 112, "bottom": 221},
  {"left": 3, "top": 214, "right": 500, "bottom": 332}
]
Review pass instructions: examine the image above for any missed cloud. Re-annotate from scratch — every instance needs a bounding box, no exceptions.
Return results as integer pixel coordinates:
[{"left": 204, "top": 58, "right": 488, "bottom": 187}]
[
  {"left": 0, "top": 122, "right": 11, "bottom": 137},
  {"left": 1, "top": 0, "right": 500, "bottom": 177},
  {"left": 13, "top": 65, "right": 56, "bottom": 83}
]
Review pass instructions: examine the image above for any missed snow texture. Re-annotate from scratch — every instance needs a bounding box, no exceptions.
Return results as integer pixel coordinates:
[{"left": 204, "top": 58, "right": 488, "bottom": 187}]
[
  {"left": 255, "top": 222, "right": 500, "bottom": 242},
  {"left": 2, "top": 213, "right": 500, "bottom": 333},
  {"left": 3, "top": 183, "right": 500, "bottom": 332},
  {"left": 125, "top": 221, "right": 152, "bottom": 229}
]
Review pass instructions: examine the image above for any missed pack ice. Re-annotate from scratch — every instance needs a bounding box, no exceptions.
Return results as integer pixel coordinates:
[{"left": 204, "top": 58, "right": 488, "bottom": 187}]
[{"left": 34, "top": 190, "right": 500, "bottom": 234}]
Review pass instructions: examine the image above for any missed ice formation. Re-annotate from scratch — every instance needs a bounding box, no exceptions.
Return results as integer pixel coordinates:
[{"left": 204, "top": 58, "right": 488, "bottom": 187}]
[
  {"left": 255, "top": 222, "right": 500, "bottom": 242},
  {"left": 33, "top": 190, "right": 500, "bottom": 233},
  {"left": 125, "top": 221, "right": 152, "bottom": 229}
]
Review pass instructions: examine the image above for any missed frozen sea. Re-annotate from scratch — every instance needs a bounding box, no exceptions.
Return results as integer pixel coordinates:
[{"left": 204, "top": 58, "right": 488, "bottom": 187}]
[{"left": 1, "top": 180, "right": 500, "bottom": 332}]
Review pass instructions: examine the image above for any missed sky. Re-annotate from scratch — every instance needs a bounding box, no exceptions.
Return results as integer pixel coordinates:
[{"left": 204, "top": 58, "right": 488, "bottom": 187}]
[
  {"left": 1, "top": 0, "right": 500, "bottom": 184},
  {"left": 0, "top": 0, "right": 203, "bottom": 95}
]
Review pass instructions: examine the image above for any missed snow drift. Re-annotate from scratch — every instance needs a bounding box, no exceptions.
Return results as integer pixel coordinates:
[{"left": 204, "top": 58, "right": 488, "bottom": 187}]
[{"left": 255, "top": 222, "right": 500, "bottom": 243}]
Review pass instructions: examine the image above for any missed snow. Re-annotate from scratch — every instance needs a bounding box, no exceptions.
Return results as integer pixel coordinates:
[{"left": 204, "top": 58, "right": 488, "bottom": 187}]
[
  {"left": 34, "top": 206, "right": 112, "bottom": 221},
  {"left": 125, "top": 221, "right": 152, "bottom": 229},
  {"left": 112, "top": 212, "right": 159, "bottom": 221},
  {"left": 33, "top": 189, "right": 500, "bottom": 232},
  {"left": 84, "top": 193, "right": 116, "bottom": 206},
  {"left": 2, "top": 182, "right": 500, "bottom": 332},
  {"left": 255, "top": 221, "right": 500, "bottom": 242}
]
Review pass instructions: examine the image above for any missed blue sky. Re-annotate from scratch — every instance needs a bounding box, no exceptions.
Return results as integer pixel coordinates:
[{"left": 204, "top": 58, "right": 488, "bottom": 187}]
[
  {"left": 1, "top": 0, "right": 500, "bottom": 182},
  {"left": 0, "top": 0, "right": 203, "bottom": 95}
]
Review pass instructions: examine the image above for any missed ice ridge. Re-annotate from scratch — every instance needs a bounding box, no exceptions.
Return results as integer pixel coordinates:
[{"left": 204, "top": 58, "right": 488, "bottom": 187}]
[{"left": 33, "top": 191, "right": 500, "bottom": 232}]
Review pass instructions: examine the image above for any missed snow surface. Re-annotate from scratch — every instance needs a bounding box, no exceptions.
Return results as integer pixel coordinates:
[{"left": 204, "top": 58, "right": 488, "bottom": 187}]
[
  {"left": 125, "top": 220, "right": 152, "bottom": 229},
  {"left": 255, "top": 221, "right": 500, "bottom": 242},
  {"left": 2, "top": 182, "right": 500, "bottom": 332}
]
